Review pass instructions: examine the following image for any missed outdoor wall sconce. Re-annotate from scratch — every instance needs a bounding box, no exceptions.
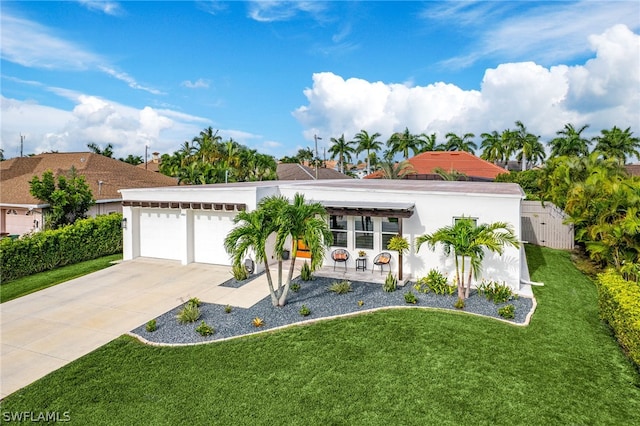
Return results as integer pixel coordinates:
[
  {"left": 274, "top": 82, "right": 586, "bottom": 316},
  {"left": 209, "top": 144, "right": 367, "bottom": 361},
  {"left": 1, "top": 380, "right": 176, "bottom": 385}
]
[{"left": 121, "top": 218, "right": 127, "bottom": 230}]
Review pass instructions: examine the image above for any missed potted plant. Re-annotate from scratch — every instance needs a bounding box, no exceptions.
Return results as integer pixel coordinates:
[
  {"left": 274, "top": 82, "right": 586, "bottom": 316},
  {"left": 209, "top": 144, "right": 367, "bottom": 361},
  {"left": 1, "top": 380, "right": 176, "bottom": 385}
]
[
  {"left": 358, "top": 250, "right": 366, "bottom": 258},
  {"left": 387, "top": 235, "right": 410, "bottom": 281}
]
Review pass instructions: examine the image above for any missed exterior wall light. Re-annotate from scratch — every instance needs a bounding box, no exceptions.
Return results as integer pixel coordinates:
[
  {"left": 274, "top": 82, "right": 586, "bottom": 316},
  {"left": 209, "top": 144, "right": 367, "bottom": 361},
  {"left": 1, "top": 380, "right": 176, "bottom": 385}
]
[{"left": 121, "top": 217, "right": 127, "bottom": 229}]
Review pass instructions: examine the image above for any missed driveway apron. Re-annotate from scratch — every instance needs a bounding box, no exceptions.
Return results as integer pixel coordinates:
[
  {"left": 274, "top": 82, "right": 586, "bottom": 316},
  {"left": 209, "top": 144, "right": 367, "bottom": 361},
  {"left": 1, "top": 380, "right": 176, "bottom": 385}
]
[{"left": 0, "top": 258, "right": 241, "bottom": 399}]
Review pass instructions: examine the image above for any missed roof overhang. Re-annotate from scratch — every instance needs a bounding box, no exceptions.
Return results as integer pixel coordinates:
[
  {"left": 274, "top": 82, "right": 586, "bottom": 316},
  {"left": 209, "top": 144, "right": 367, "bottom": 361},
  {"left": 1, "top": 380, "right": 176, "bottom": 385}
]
[{"left": 318, "top": 200, "right": 415, "bottom": 218}]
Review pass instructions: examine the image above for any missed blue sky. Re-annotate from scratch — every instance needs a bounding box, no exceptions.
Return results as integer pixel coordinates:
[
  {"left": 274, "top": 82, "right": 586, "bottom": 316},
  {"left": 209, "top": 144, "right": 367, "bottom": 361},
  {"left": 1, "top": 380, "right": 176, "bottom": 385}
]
[{"left": 1, "top": 1, "right": 639, "bottom": 161}]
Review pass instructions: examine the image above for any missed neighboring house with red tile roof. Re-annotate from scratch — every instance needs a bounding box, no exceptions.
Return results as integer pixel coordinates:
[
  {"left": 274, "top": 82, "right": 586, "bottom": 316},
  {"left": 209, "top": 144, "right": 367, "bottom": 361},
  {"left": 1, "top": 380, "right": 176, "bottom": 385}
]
[
  {"left": 365, "top": 151, "right": 508, "bottom": 180},
  {"left": 276, "top": 163, "right": 352, "bottom": 180},
  {"left": 0, "top": 152, "right": 178, "bottom": 236}
]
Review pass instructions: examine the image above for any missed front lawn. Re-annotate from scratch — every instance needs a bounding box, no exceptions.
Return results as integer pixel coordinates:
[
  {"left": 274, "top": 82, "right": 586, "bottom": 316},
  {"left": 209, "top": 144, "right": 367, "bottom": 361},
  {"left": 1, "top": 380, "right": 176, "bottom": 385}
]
[
  {"left": 1, "top": 246, "right": 638, "bottom": 424},
  {"left": 0, "top": 254, "right": 122, "bottom": 303}
]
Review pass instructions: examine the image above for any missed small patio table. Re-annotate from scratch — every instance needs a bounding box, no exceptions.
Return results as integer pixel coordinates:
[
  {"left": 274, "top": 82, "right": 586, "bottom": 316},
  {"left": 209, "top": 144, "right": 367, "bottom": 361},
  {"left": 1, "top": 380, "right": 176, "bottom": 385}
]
[{"left": 356, "top": 257, "right": 367, "bottom": 272}]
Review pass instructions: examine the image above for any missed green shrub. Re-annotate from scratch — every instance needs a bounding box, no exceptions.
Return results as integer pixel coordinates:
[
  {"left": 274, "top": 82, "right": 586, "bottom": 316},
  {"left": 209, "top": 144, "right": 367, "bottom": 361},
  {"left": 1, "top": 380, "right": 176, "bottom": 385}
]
[
  {"left": 290, "top": 283, "right": 301, "bottom": 292},
  {"left": 0, "top": 213, "right": 123, "bottom": 282},
  {"left": 596, "top": 270, "right": 640, "bottom": 368},
  {"left": 477, "top": 280, "right": 515, "bottom": 303},
  {"left": 195, "top": 321, "right": 214, "bottom": 336},
  {"left": 383, "top": 272, "right": 398, "bottom": 292},
  {"left": 145, "top": 319, "right": 158, "bottom": 332},
  {"left": 300, "top": 261, "right": 313, "bottom": 281},
  {"left": 454, "top": 298, "right": 465, "bottom": 309},
  {"left": 188, "top": 297, "right": 201, "bottom": 307},
  {"left": 177, "top": 302, "right": 201, "bottom": 324},
  {"left": 404, "top": 291, "right": 417, "bottom": 304},
  {"left": 299, "top": 305, "right": 311, "bottom": 316},
  {"left": 414, "top": 269, "right": 456, "bottom": 295},
  {"left": 329, "top": 280, "right": 352, "bottom": 294},
  {"left": 498, "top": 304, "right": 515, "bottom": 319},
  {"left": 224, "top": 304, "right": 232, "bottom": 314},
  {"left": 357, "top": 300, "right": 364, "bottom": 307},
  {"left": 231, "top": 264, "right": 248, "bottom": 281}
]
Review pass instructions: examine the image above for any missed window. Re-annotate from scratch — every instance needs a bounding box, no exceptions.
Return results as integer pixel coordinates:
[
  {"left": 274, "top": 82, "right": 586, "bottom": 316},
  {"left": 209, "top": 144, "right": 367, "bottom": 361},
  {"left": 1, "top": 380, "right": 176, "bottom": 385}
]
[
  {"left": 381, "top": 217, "right": 399, "bottom": 249},
  {"left": 355, "top": 216, "right": 373, "bottom": 249},
  {"left": 329, "top": 215, "right": 347, "bottom": 247},
  {"left": 454, "top": 216, "right": 478, "bottom": 227}
]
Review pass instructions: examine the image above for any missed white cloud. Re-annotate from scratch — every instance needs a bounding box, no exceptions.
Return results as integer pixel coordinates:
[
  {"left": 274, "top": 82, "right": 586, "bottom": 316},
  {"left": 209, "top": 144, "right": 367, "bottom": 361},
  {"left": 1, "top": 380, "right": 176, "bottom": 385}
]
[
  {"left": 247, "top": 1, "right": 326, "bottom": 22},
  {"left": 1, "top": 11, "right": 161, "bottom": 94},
  {"left": 76, "top": 1, "right": 123, "bottom": 16},
  {"left": 0, "top": 94, "right": 211, "bottom": 159},
  {"left": 293, "top": 25, "right": 640, "bottom": 153},
  {"left": 181, "top": 78, "right": 211, "bottom": 89},
  {"left": 427, "top": 1, "right": 640, "bottom": 67}
]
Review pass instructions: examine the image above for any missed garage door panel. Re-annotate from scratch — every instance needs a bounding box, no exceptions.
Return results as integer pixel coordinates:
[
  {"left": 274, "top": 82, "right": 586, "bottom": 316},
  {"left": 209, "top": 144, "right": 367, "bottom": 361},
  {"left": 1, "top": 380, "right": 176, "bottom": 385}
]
[
  {"left": 193, "top": 212, "right": 234, "bottom": 265},
  {"left": 139, "top": 209, "right": 181, "bottom": 260}
]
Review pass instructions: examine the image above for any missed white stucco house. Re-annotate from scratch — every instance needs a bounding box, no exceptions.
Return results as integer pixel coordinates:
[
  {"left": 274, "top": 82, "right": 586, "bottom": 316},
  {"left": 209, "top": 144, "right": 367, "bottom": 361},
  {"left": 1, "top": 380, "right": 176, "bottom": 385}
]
[{"left": 120, "top": 179, "right": 527, "bottom": 293}]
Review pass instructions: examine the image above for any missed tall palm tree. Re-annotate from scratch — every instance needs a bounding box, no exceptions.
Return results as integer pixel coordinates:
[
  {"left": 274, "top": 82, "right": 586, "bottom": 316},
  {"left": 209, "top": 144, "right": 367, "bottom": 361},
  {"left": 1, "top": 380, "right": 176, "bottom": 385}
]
[
  {"left": 274, "top": 193, "right": 332, "bottom": 306},
  {"left": 192, "top": 126, "right": 221, "bottom": 163},
  {"left": 328, "top": 134, "right": 355, "bottom": 174},
  {"left": 593, "top": 126, "right": 640, "bottom": 164},
  {"left": 87, "top": 143, "right": 114, "bottom": 158},
  {"left": 387, "top": 127, "right": 421, "bottom": 159},
  {"left": 224, "top": 207, "right": 280, "bottom": 306},
  {"left": 480, "top": 130, "right": 506, "bottom": 164},
  {"left": 353, "top": 130, "right": 383, "bottom": 175},
  {"left": 417, "top": 133, "right": 444, "bottom": 153},
  {"left": 296, "top": 147, "right": 314, "bottom": 166},
  {"left": 549, "top": 123, "right": 591, "bottom": 158},
  {"left": 444, "top": 132, "right": 477, "bottom": 153},
  {"left": 509, "top": 121, "right": 545, "bottom": 171},
  {"left": 416, "top": 218, "right": 520, "bottom": 300}
]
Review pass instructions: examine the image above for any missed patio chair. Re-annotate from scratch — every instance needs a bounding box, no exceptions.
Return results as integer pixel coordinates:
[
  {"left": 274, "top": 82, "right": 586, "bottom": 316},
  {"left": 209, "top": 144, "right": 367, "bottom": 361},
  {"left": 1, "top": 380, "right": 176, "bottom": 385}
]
[
  {"left": 331, "top": 249, "right": 350, "bottom": 271},
  {"left": 372, "top": 252, "right": 392, "bottom": 274}
]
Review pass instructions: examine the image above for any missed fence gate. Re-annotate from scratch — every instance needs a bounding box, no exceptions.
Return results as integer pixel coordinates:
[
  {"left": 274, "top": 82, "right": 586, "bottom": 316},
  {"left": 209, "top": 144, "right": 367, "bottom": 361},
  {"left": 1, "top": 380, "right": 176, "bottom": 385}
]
[{"left": 521, "top": 201, "right": 575, "bottom": 250}]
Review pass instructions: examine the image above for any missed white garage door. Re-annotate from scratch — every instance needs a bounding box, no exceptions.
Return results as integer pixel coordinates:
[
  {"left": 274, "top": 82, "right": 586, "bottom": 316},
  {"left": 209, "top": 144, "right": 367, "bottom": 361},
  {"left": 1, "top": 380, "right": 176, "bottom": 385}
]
[
  {"left": 139, "top": 209, "right": 182, "bottom": 260},
  {"left": 193, "top": 211, "right": 235, "bottom": 265}
]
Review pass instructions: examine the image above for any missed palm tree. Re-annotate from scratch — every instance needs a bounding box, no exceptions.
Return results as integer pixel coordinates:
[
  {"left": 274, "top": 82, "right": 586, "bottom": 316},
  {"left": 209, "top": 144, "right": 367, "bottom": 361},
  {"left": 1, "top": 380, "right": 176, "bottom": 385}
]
[
  {"left": 593, "top": 126, "right": 640, "bottom": 164},
  {"left": 387, "top": 127, "right": 421, "bottom": 159},
  {"left": 87, "top": 143, "right": 114, "bottom": 158},
  {"left": 416, "top": 218, "right": 520, "bottom": 300},
  {"left": 444, "top": 132, "right": 477, "bottom": 153},
  {"left": 296, "top": 147, "right": 315, "bottom": 166},
  {"left": 377, "top": 159, "right": 416, "bottom": 179},
  {"left": 433, "top": 167, "right": 467, "bottom": 181},
  {"left": 192, "top": 126, "right": 221, "bottom": 163},
  {"left": 328, "top": 134, "right": 356, "bottom": 174},
  {"left": 224, "top": 207, "right": 280, "bottom": 306},
  {"left": 480, "top": 130, "right": 506, "bottom": 164},
  {"left": 274, "top": 193, "right": 332, "bottom": 306},
  {"left": 353, "top": 130, "right": 383, "bottom": 175},
  {"left": 509, "top": 121, "right": 545, "bottom": 171},
  {"left": 549, "top": 123, "right": 591, "bottom": 158},
  {"left": 120, "top": 154, "right": 143, "bottom": 165},
  {"left": 417, "top": 133, "right": 444, "bottom": 153}
]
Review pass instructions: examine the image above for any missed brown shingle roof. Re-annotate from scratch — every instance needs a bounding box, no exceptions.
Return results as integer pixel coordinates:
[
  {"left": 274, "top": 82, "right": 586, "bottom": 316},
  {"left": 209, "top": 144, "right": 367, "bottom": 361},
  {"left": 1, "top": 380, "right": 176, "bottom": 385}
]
[
  {"left": 1, "top": 152, "right": 178, "bottom": 206},
  {"left": 625, "top": 164, "right": 640, "bottom": 177},
  {"left": 276, "top": 163, "right": 353, "bottom": 180}
]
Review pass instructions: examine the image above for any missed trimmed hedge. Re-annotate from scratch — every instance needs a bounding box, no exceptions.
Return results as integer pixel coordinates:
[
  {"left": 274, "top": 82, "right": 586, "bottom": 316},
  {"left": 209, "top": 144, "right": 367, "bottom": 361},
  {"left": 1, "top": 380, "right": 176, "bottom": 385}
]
[
  {"left": 596, "top": 270, "right": 640, "bottom": 368},
  {"left": 0, "top": 214, "right": 123, "bottom": 283}
]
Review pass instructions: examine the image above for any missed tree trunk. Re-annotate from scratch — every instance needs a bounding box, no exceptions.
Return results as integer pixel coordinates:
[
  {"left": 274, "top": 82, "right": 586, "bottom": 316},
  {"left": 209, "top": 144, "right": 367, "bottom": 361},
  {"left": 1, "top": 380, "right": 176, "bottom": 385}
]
[
  {"left": 263, "top": 260, "right": 278, "bottom": 306},
  {"left": 398, "top": 253, "right": 403, "bottom": 281}
]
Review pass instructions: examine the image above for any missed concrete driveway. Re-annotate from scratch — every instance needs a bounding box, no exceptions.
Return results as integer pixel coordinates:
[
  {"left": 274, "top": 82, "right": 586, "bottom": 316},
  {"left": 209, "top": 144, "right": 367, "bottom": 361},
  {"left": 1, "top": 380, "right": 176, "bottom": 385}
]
[{"left": 1, "top": 258, "right": 268, "bottom": 399}]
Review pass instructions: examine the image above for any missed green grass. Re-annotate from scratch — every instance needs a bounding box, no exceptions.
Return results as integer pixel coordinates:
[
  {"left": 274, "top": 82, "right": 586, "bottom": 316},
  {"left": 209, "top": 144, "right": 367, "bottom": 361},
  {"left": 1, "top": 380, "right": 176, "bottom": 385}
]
[
  {"left": 0, "top": 254, "right": 122, "bottom": 303},
  {"left": 1, "top": 246, "right": 639, "bottom": 425}
]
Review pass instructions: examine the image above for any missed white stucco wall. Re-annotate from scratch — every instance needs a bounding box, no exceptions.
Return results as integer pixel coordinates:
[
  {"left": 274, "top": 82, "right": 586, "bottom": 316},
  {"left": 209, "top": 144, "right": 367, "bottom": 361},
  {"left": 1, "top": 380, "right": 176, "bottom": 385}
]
[{"left": 120, "top": 180, "right": 523, "bottom": 290}]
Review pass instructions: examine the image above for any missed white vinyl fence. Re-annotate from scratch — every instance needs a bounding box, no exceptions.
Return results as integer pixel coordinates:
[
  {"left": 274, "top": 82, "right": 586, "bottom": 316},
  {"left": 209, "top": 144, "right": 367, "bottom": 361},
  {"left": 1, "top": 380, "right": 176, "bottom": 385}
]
[{"left": 521, "top": 201, "right": 575, "bottom": 250}]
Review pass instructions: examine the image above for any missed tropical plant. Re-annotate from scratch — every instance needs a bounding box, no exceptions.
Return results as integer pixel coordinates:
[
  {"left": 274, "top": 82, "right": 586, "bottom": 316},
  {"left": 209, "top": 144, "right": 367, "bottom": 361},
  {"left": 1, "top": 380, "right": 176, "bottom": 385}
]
[
  {"left": 593, "top": 126, "right": 640, "bottom": 164},
  {"left": 87, "top": 142, "right": 114, "bottom": 158},
  {"left": 417, "top": 133, "right": 444, "bottom": 152},
  {"left": 353, "top": 130, "right": 383, "bottom": 175},
  {"left": 404, "top": 291, "right": 418, "bottom": 304},
  {"left": 377, "top": 159, "right": 416, "bottom": 179},
  {"left": 416, "top": 218, "right": 520, "bottom": 299},
  {"left": 387, "top": 127, "right": 422, "bottom": 159},
  {"left": 433, "top": 167, "right": 468, "bottom": 181},
  {"left": 177, "top": 302, "right": 201, "bottom": 324},
  {"left": 299, "top": 305, "right": 311, "bottom": 317},
  {"left": 300, "top": 261, "right": 313, "bottom": 281},
  {"left": 225, "top": 193, "right": 331, "bottom": 307},
  {"left": 387, "top": 235, "right": 409, "bottom": 280},
  {"left": 329, "top": 280, "right": 352, "bottom": 294},
  {"left": 507, "top": 121, "right": 545, "bottom": 171},
  {"left": 231, "top": 264, "right": 248, "bottom": 281},
  {"left": 252, "top": 317, "right": 264, "bottom": 327},
  {"left": 498, "top": 304, "right": 515, "bottom": 319},
  {"left": 195, "top": 321, "right": 215, "bottom": 336},
  {"left": 120, "top": 154, "right": 144, "bottom": 165},
  {"left": 549, "top": 123, "right": 591, "bottom": 158},
  {"left": 29, "top": 167, "right": 95, "bottom": 229},
  {"left": 145, "top": 319, "right": 157, "bottom": 332},
  {"left": 328, "top": 134, "right": 356, "bottom": 174},
  {"left": 480, "top": 130, "right": 507, "bottom": 164},
  {"left": 383, "top": 272, "right": 398, "bottom": 292},
  {"left": 444, "top": 132, "right": 477, "bottom": 153}
]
